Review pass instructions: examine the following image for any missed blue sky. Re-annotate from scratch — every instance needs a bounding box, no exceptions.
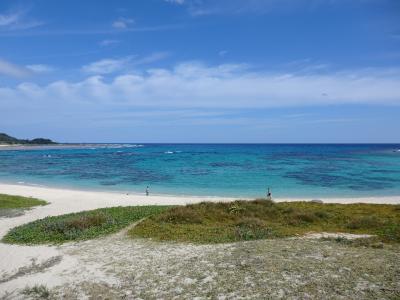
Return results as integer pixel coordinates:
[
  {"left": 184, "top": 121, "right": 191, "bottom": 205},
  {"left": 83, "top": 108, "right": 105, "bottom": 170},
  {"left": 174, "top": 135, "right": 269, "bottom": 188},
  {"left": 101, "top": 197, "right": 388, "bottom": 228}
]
[{"left": 0, "top": 0, "right": 399, "bottom": 143}]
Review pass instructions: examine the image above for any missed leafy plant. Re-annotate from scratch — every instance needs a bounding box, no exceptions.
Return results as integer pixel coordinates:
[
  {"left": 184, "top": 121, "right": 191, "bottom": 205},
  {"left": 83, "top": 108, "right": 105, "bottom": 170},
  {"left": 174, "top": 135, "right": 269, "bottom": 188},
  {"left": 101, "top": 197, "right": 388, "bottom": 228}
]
[{"left": 229, "top": 203, "right": 244, "bottom": 215}]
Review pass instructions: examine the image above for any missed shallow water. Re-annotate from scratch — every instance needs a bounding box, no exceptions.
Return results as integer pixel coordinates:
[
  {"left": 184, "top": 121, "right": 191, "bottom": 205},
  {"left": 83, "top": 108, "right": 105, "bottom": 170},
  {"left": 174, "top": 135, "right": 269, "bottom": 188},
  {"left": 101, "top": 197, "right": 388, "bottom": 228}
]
[{"left": 1, "top": 144, "right": 400, "bottom": 198}]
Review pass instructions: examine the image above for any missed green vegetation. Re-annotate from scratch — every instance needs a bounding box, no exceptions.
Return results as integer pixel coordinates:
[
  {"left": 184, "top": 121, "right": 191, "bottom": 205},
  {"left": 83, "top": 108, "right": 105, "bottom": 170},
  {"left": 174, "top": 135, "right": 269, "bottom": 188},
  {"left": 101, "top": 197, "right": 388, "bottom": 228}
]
[
  {"left": 3, "top": 206, "right": 169, "bottom": 244},
  {"left": 129, "top": 200, "right": 400, "bottom": 244},
  {"left": 22, "top": 284, "right": 51, "bottom": 299},
  {"left": 0, "top": 194, "right": 47, "bottom": 209},
  {"left": 0, "top": 132, "right": 56, "bottom": 145},
  {"left": 4, "top": 200, "right": 399, "bottom": 245}
]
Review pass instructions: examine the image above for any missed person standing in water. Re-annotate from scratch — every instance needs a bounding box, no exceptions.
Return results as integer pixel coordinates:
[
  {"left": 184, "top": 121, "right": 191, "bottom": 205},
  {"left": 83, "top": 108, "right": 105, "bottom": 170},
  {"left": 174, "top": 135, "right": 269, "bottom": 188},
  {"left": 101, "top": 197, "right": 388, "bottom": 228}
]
[
  {"left": 146, "top": 186, "right": 149, "bottom": 196},
  {"left": 266, "top": 187, "right": 272, "bottom": 201}
]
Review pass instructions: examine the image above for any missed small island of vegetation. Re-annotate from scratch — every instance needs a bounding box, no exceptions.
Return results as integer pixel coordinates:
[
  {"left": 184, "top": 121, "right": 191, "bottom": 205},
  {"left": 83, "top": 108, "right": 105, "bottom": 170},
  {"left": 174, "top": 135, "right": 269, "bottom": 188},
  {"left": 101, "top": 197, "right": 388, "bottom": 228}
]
[
  {"left": 0, "top": 194, "right": 47, "bottom": 209},
  {"left": 0, "top": 132, "right": 56, "bottom": 145},
  {"left": 0, "top": 193, "right": 48, "bottom": 218}
]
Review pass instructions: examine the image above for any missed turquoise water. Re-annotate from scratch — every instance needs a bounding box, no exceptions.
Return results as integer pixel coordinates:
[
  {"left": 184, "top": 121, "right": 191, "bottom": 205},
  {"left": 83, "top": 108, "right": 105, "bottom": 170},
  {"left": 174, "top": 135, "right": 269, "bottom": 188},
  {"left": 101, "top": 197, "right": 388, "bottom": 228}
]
[{"left": 1, "top": 144, "right": 400, "bottom": 198}]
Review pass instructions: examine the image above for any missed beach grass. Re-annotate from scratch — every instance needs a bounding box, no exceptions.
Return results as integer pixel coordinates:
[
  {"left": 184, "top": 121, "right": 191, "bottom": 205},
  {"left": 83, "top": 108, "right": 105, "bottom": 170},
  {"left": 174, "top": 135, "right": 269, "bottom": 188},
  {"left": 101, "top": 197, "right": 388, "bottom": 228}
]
[
  {"left": 129, "top": 200, "right": 400, "bottom": 244},
  {"left": 0, "top": 193, "right": 47, "bottom": 209},
  {"left": 3, "top": 206, "right": 170, "bottom": 244}
]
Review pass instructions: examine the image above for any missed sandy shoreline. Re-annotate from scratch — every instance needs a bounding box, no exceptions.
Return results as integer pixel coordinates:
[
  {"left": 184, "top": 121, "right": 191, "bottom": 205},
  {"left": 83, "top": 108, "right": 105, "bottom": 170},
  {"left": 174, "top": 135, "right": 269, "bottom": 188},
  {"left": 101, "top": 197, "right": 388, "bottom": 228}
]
[
  {"left": 1, "top": 183, "right": 400, "bottom": 209},
  {"left": 1, "top": 182, "right": 399, "bottom": 243}
]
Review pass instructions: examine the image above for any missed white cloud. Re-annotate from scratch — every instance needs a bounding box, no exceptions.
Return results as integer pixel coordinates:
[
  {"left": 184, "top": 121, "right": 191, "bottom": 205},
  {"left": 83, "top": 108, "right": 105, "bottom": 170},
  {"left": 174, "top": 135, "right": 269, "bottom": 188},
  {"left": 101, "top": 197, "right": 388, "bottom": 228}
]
[
  {"left": 82, "top": 58, "right": 130, "bottom": 74},
  {"left": 165, "top": 0, "right": 185, "bottom": 4},
  {"left": 0, "top": 9, "right": 43, "bottom": 30},
  {"left": 133, "top": 52, "right": 169, "bottom": 65},
  {"left": 169, "top": 0, "right": 375, "bottom": 17},
  {"left": 0, "top": 12, "right": 19, "bottom": 26},
  {"left": 170, "top": 0, "right": 286, "bottom": 16},
  {"left": 99, "top": 39, "right": 120, "bottom": 47},
  {"left": 26, "top": 64, "right": 54, "bottom": 73},
  {"left": 82, "top": 53, "right": 169, "bottom": 74},
  {"left": 112, "top": 17, "right": 134, "bottom": 29},
  {"left": 2, "top": 62, "right": 400, "bottom": 109},
  {"left": 0, "top": 59, "right": 54, "bottom": 78},
  {"left": 0, "top": 59, "right": 31, "bottom": 78}
]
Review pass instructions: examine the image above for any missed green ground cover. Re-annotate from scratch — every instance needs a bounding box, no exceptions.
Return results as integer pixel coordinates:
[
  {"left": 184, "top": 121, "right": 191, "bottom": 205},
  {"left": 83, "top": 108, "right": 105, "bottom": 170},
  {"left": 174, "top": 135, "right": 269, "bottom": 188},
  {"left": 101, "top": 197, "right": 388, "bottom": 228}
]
[
  {"left": 129, "top": 200, "right": 400, "bottom": 244},
  {"left": 4, "top": 199, "right": 399, "bottom": 245},
  {"left": 3, "top": 205, "right": 169, "bottom": 244},
  {"left": 0, "top": 194, "right": 47, "bottom": 209}
]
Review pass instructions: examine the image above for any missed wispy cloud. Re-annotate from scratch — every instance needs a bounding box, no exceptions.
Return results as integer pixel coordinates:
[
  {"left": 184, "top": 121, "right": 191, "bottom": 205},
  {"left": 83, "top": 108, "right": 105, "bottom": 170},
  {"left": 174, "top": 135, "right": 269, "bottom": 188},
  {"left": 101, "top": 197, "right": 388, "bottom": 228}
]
[
  {"left": 134, "top": 52, "right": 170, "bottom": 65},
  {"left": 0, "top": 59, "right": 54, "bottom": 78},
  {"left": 0, "top": 24, "right": 181, "bottom": 37},
  {"left": 25, "top": 64, "right": 54, "bottom": 73},
  {"left": 164, "top": 0, "right": 185, "bottom": 5},
  {"left": 0, "top": 11, "right": 19, "bottom": 26},
  {"left": 0, "top": 8, "right": 43, "bottom": 30},
  {"left": 0, "top": 59, "right": 31, "bottom": 78},
  {"left": 82, "top": 57, "right": 132, "bottom": 74},
  {"left": 166, "top": 0, "right": 297, "bottom": 16},
  {"left": 82, "top": 53, "right": 169, "bottom": 74},
  {"left": 99, "top": 39, "right": 120, "bottom": 47},
  {"left": 112, "top": 17, "right": 135, "bottom": 29},
  {"left": 167, "top": 0, "right": 375, "bottom": 17},
  {"left": 282, "top": 58, "right": 331, "bottom": 75}
]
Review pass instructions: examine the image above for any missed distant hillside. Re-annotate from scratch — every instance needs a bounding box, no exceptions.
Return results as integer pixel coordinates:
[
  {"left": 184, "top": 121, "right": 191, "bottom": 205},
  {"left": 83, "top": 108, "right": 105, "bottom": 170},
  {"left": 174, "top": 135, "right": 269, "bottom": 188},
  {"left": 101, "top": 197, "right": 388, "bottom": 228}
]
[{"left": 0, "top": 133, "right": 56, "bottom": 145}]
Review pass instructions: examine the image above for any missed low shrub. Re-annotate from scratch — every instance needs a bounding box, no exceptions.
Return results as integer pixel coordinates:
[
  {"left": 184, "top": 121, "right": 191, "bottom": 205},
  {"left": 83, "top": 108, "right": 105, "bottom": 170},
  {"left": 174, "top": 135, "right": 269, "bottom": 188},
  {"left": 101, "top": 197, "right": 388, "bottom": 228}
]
[
  {"left": 40, "top": 213, "right": 112, "bottom": 240},
  {"left": 314, "top": 210, "right": 330, "bottom": 219},
  {"left": 346, "top": 216, "right": 383, "bottom": 230},
  {"left": 157, "top": 206, "right": 203, "bottom": 224},
  {"left": 287, "top": 212, "right": 318, "bottom": 225},
  {"left": 234, "top": 217, "right": 277, "bottom": 241},
  {"left": 379, "top": 224, "right": 400, "bottom": 243},
  {"left": 229, "top": 203, "right": 244, "bottom": 215},
  {"left": 22, "top": 284, "right": 51, "bottom": 299}
]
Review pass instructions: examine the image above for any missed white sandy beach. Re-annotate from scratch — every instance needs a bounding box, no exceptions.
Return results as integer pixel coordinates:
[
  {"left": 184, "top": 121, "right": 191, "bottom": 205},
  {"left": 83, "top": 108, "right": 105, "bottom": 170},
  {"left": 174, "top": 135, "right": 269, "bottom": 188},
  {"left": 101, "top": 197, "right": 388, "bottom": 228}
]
[
  {"left": 1, "top": 183, "right": 400, "bottom": 214},
  {"left": 1, "top": 183, "right": 399, "bottom": 298}
]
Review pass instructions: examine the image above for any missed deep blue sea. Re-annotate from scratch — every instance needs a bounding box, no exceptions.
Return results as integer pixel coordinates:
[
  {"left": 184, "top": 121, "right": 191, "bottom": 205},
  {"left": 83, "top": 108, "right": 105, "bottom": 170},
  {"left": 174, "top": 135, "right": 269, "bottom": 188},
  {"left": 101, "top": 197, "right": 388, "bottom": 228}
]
[{"left": 1, "top": 144, "right": 400, "bottom": 198}]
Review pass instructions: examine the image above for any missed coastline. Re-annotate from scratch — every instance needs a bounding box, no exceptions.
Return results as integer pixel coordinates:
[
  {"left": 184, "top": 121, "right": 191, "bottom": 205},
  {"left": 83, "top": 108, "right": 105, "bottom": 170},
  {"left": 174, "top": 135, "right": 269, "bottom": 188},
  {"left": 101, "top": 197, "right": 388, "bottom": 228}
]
[
  {"left": 2, "top": 143, "right": 400, "bottom": 201},
  {"left": 0, "top": 143, "right": 99, "bottom": 151},
  {"left": 1, "top": 183, "right": 400, "bottom": 208}
]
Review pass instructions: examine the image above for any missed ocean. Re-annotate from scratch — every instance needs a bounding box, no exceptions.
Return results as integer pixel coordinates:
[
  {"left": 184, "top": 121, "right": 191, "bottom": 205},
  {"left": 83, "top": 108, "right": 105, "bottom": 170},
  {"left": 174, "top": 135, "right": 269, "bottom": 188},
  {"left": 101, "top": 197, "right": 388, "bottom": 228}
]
[{"left": 1, "top": 144, "right": 400, "bottom": 198}]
